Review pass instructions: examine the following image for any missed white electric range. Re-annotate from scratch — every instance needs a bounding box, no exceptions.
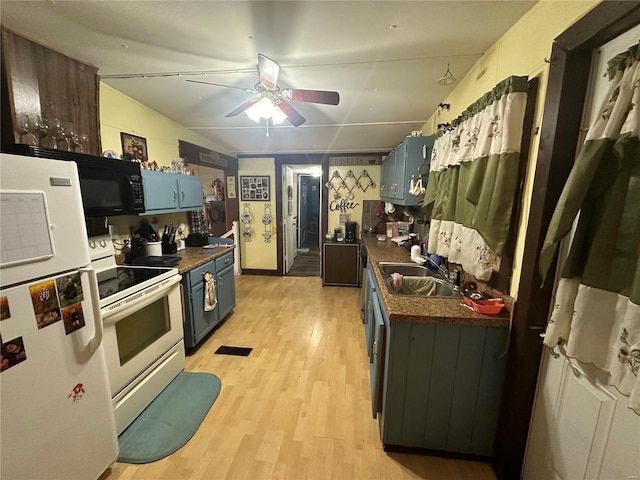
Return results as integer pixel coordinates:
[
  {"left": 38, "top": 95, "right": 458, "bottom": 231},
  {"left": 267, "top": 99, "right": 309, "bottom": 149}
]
[{"left": 88, "top": 235, "right": 185, "bottom": 435}]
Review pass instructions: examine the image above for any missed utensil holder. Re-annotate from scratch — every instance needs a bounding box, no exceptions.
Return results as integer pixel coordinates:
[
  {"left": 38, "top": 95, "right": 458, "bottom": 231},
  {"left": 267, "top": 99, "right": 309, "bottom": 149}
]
[
  {"left": 162, "top": 240, "right": 177, "bottom": 254},
  {"left": 145, "top": 241, "right": 163, "bottom": 256}
]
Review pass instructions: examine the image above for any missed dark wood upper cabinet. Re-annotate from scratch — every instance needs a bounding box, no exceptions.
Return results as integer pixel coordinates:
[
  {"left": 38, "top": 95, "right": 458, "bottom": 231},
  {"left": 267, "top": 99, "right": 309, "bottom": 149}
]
[{"left": 1, "top": 27, "right": 101, "bottom": 155}]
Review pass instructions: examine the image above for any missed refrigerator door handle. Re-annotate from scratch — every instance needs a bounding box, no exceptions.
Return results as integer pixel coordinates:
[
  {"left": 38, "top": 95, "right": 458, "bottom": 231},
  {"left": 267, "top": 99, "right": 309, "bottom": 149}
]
[{"left": 79, "top": 265, "right": 103, "bottom": 352}]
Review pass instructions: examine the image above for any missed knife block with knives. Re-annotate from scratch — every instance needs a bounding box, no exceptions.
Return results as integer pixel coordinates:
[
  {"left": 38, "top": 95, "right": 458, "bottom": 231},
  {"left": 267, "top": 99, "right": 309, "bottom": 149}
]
[{"left": 162, "top": 224, "right": 178, "bottom": 254}]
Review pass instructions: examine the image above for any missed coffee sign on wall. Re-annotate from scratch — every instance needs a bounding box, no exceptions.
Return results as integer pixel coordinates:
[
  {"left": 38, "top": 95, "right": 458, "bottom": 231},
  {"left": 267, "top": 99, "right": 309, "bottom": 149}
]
[{"left": 329, "top": 198, "right": 359, "bottom": 213}]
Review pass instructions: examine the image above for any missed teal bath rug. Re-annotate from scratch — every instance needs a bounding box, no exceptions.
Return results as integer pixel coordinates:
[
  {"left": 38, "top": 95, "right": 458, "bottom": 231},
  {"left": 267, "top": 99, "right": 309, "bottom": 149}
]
[{"left": 117, "top": 371, "right": 221, "bottom": 464}]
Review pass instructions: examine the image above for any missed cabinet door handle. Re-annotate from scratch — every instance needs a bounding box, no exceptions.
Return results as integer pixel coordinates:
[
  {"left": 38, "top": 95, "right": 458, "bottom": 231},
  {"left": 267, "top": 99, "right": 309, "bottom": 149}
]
[
  {"left": 173, "top": 190, "right": 178, "bottom": 201},
  {"left": 181, "top": 190, "right": 185, "bottom": 201},
  {"left": 373, "top": 341, "right": 377, "bottom": 355}
]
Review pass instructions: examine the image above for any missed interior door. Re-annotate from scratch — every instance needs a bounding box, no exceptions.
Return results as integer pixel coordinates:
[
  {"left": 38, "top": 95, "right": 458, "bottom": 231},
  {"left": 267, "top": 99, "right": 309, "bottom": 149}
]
[
  {"left": 282, "top": 166, "right": 296, "bottom": 274},
  {"left": 522, "top": 26, "right": 640, "bottom": 480}
]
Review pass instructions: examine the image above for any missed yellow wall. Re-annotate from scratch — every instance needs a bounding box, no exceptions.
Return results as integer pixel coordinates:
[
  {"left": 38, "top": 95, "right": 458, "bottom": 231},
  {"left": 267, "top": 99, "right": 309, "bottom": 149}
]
[
  {"left": 421, "top": 0, "right": 600, "bottom": 297},
  {"left": 99, "top": 83, "right": 231, "bottom": 249},
  {"left": 327, "top": 165, "right": 381, "bottom": 234},
  {"left": 100, "top": 83, "right": 230, "bottom": 166},
  {"left": 237, "top": 157, "right": 278, "bottom": 270}
]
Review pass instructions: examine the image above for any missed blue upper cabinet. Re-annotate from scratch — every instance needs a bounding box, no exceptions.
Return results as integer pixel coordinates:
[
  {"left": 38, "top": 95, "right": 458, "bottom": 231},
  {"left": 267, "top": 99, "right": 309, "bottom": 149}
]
[
  {"left": 380, "top": 148, "right": 396, "bottom": 200},
  {"left": 177, "top": 175, "right": 204, "bottom": 209},
  {"left": 142, "top": 170, "right": 203, "bottom": 213},
  {"left": 380, "top": 136, "right": 433, "bottom": 206}
]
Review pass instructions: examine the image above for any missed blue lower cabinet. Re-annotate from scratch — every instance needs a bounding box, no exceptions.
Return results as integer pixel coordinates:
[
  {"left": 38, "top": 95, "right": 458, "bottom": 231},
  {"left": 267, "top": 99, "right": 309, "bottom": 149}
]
[
  {"left": 375, "top": 294, "right": 508, "bottom": 456},
  {"left": 186, "top": 278, "right": 219, "bottom": 348},
  {"left": 216, "top": 265, "right": 235, "bottom": 320},
  {"left": 364, "top": 266, "right": 377, "bottom": 359},
  {"left": 370, "top": 294, "right": 385, "bottom": 420},
  {"left": 183, "top": 251, "right": 235, "bottom": 349}
]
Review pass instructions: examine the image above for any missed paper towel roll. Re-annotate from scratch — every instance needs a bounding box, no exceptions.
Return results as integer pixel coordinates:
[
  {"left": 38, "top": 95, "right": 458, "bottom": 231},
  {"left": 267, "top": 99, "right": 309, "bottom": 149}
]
[{"left": 411, "top": 245, "right": 421, "bottom": 258}]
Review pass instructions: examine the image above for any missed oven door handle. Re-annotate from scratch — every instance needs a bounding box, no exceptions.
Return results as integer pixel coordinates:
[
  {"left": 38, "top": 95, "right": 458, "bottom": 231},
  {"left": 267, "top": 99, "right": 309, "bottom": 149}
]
[
  {"left": 101, "top": 274, "right": 182, "bottom": 324},
  {"left": 79, "top": 265, "right": 103, "bottom": 353}
]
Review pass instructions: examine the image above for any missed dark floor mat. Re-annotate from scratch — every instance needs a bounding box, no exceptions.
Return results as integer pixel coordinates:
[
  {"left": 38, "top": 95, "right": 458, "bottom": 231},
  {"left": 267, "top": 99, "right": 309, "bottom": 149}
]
[{"left": 215, "top": 345, "right": 253, "bottom": 356}]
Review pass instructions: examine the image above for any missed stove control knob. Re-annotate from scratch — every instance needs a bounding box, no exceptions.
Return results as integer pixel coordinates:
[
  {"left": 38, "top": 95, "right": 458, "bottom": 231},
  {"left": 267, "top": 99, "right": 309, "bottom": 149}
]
[
  {"left": 89, "top": 240, "right": 96, "bottom": 249},
  {"left": 100, "top": 239, "right": 107, "bottom": 247}
]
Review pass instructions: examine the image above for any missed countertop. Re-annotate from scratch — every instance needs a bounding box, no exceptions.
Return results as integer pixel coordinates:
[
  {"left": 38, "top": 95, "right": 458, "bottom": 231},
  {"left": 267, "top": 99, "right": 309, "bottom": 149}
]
[
  {"left": 171, "top": 245, "right": 236, "bottom": 275},
  {"left": 362, "top": 234, "right": 511, "bottom": 328}
]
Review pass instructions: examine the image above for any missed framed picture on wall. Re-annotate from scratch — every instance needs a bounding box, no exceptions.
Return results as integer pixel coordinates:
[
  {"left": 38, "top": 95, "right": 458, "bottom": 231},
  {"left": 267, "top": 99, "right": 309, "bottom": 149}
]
[
  {"left": 240, "top": 175, "right": 270, "bottom": 202},
  {"left": 120, "top": 132, "right": 148, "bottom": 162}
]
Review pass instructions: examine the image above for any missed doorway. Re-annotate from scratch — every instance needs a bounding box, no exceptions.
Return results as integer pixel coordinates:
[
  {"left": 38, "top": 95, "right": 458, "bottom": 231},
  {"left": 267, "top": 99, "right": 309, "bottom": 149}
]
[
  {"left": 282, "top": 165, "right": 321, "bottom": 277},
  {"left": 297, "top": 175, "right": 320, "bottom": 249}
]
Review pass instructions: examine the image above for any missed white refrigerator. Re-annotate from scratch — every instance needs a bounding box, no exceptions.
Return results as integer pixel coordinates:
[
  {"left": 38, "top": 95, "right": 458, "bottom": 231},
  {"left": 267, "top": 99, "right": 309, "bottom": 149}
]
[{"left": 0, "top": 153, "right": 118, "bottom": 479}]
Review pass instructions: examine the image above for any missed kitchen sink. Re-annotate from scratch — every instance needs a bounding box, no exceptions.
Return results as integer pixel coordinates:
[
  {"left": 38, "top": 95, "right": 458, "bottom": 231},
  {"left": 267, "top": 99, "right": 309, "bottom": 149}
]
[
  {"left": 377, "top": 262, "right": 462, "bottom": 298},
  {"left": 377, "top": 262, "right": 436, "bottom": 278}
]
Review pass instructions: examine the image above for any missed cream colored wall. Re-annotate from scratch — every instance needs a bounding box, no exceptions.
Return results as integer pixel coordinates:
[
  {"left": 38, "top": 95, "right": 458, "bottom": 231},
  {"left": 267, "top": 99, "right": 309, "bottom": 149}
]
[
  {"left": 421, "top": 0, "right": 599, "bottom": 297},
  {"left": 327, "top": 165, "right": 381, "bottom": 234},
  {"left": 100, "top": 83, "right": 232, "bottom": 249},
  {"left": 100, "top": 83, "right": 231, "bottom": 166},
  {"left": 238, "top": 157, "right": 278, "bottom": 270}
]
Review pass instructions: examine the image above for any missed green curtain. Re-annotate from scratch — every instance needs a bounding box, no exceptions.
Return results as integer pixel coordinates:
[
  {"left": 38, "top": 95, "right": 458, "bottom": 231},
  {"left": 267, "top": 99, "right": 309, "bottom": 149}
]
[
  {"left": 539, "top": 44, "right": 640, "bottom": 305},
  {"left": 424, "top": 76, "right": 529, "bottom": 280},
  {"left": 540, "top": 43, "right": 640, "bottom": 414}
]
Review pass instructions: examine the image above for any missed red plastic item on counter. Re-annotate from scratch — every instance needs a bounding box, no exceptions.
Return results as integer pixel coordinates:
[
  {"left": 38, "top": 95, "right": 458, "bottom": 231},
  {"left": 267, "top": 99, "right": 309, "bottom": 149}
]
[{"left": 463, "top": 296, "right": 505, "bottom": 315}]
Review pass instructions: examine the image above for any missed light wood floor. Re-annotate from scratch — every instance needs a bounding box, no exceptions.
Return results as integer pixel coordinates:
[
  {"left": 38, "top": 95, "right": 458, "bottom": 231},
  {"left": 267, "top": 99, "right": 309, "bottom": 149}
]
[{"left": 102, "top": 275, "right": 496, "bottom": 480}]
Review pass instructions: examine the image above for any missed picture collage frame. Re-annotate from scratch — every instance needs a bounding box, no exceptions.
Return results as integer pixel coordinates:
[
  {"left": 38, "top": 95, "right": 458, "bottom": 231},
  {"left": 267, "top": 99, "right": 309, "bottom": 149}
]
[{"left": 240, "top": 176, "right": 270, "bottom": 202}]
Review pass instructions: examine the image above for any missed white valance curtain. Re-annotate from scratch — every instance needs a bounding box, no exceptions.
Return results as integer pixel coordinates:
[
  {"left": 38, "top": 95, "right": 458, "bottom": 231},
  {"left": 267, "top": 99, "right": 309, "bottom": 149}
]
[
  {"left": 423, "top": 76, "right": 529, "bottom": 280},
  {"left": 540, "top": 43, "right": 640, "bottom": 414}
]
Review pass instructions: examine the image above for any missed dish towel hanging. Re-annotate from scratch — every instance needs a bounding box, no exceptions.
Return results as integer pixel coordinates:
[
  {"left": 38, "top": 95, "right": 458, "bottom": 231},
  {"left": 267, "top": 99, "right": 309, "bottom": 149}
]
[{"left": 203, "top": 271, "right": 217, "bottom": 311}]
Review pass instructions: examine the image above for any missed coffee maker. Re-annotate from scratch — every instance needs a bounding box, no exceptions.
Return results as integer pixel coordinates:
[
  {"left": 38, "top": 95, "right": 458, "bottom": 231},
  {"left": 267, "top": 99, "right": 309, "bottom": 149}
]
[{"left": 345, "top": 221, "right": 357, "bottom": 243}]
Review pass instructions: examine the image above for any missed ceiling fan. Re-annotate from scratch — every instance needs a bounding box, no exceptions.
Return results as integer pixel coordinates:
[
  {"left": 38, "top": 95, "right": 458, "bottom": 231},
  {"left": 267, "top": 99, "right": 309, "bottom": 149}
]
[{"left": 187, "top": 54, "right": 340, "bottom": 127}]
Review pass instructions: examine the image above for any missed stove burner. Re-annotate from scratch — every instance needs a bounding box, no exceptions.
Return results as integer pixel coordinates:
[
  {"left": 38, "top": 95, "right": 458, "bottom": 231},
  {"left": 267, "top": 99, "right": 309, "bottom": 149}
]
[{"left": 96, "top": 266, "right": 174, "bottom": 300}]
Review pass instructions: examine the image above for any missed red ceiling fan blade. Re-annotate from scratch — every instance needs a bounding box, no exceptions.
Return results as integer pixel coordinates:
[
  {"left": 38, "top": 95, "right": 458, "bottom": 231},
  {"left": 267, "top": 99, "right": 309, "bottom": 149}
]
[
  {"left": 275, "top": 100, "right": 306, "bottom": 127},
  {"left": 258, "top": 54, "right": 280, "bottom": 89},
  {"left": 186, "top": 79, "right": 256, "bottom": 94},
  {"left": 281, "top": 89, "right": 340, "bottom": 105},
  {"left": 225, "top": 98, "right": 260, "bottom": 117}
]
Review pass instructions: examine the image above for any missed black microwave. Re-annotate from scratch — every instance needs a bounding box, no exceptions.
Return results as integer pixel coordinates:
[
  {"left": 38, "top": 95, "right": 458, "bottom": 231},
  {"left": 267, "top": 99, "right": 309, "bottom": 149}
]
[{"left": 2, "top": 144, "right": 145, "bottom": 217}]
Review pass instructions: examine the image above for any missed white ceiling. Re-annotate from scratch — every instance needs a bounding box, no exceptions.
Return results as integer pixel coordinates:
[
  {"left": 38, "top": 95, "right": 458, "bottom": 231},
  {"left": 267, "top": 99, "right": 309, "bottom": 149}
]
[{"left": 0, "top": 1, "right": 536, "bottom": 156}]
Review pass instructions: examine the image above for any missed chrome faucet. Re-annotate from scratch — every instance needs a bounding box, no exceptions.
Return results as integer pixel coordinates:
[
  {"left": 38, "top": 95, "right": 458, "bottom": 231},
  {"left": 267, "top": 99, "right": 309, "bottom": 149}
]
[{"left": 424, "top": 255, "right": 450, "bottom": 280}]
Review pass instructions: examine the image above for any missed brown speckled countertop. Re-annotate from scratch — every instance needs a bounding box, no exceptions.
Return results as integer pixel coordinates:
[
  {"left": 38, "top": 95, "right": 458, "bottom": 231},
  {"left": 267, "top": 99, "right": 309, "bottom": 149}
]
[
  {"left": 171, "top": 245, "right": 235, "bottom": 275},
  {"left": 362, "top": 235, "right": 511, "bottom": 328}
]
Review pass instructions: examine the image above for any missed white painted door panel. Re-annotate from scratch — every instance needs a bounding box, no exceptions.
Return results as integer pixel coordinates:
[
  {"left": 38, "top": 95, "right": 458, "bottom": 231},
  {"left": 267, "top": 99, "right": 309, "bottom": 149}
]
[
  {"left": 545, "top": 358, "right": 616, "bottom": 479},
  {"left": 282, "top": 166, "right": 296, "bottom": 274},
  {"left": 523, "top": 24, "right": 640, "bottom": 480},
  {"left": 524, "top": 354, "right": 639, "bottom": 480}
]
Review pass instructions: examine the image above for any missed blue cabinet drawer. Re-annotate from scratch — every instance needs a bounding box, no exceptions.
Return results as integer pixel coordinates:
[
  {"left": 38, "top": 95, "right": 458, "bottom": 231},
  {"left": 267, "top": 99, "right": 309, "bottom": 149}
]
[
  {"left": 214, "top": 252, "right": 233, "bottom": 271},
  {"left": 187, "top": 260, "right": 215, "bottom": 287}
]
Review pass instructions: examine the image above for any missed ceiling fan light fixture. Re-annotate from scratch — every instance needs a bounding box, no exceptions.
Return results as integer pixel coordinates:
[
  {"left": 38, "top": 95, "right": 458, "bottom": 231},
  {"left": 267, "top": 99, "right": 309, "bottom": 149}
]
[
  {"left": 271, "top": 106, "right": 287, "bottom": 125},
  {"left": 245, "top": 97, "right": 287, "bottom": 125},
  {"left": 438, "top": 64, "right": 455, "bottom": 85}
]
